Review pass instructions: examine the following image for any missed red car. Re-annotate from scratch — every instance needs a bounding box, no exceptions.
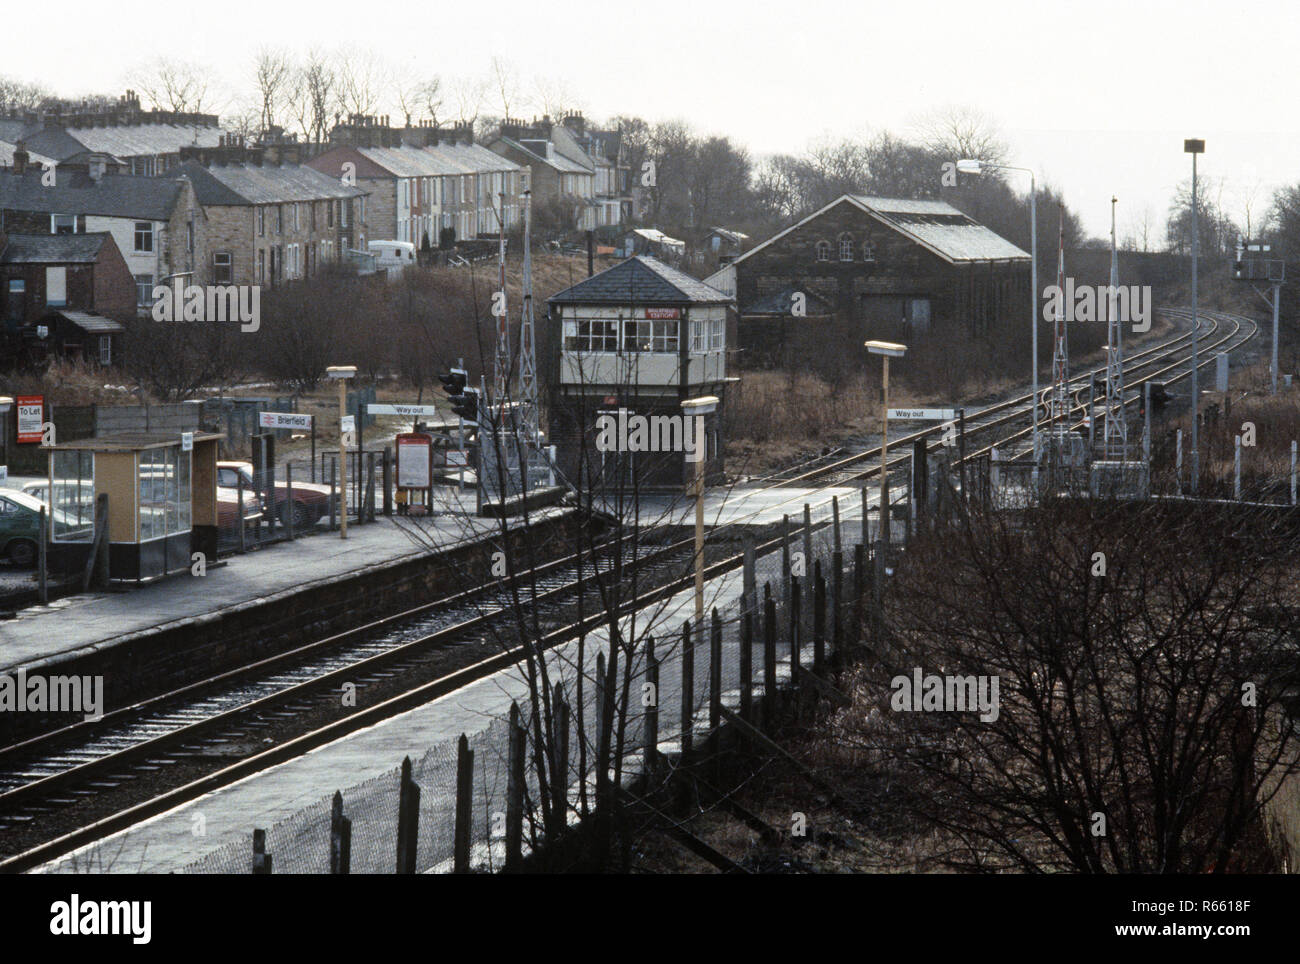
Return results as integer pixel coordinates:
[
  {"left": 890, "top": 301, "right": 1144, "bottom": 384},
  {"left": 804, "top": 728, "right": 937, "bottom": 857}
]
[
  {"left": 217, "top": 486, "right": 264, "bottom": 534},
  {"left": 217, "top": 461, "right": 332, "bottom": 528}
]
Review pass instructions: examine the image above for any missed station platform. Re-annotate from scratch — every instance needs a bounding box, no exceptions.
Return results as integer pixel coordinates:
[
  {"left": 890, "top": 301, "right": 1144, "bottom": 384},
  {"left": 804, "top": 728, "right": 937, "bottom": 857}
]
[{"left": 0, "top": 489, "right": 572, "bottom": 677}]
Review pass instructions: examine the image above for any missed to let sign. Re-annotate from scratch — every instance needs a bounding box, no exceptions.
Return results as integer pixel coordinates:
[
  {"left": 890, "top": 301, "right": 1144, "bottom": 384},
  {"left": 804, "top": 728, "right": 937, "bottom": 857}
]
[
  {"left": 259, "top": 411, "right": 313, "bottom": 431},
  {"left": 16, "top": 395, "right": 43, "bottom": 444}
]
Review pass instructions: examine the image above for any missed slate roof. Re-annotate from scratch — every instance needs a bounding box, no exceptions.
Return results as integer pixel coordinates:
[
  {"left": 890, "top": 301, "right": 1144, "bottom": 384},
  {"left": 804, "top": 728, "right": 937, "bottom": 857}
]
[
  {"left": 849, "top": 196, "right": 1029, "bottom": 262},
  {"left": 0, "top": 141, "right": 56, "bottom": 168},
  {"left": 491, "top": 136, "right": 591, "bottom": 175},
  {"left": 63, "top": 123, "right": 225, "bottom": 158},
  {"left": 56, "top": 310, "right": 124, "bottom": 333},
  {"left": 0, "top": 119, "right": 34, "bottom": 144},
  {"left": 742, "top": 285, "right": 832, "bottom": 316},
  {"left": 336, "top": 143, "right": 523, "bottom": 179},
  {"left": 729, "top": 194, "right": 1030, "bottom": 268},
  {"left": 548, "top": 256, "right": 733, "bottom": 306},
  {"left": 18, "top": 126, "right": 91, "bottom": 161},
  {"left": 171, "top": 160, "right": 366, "bottom": 205},
  {"left": 0, "top": 168, "right": 185, "bottom": 220},
  {"left": 0, "top": 232, "right": 113, "bottom": 264}
]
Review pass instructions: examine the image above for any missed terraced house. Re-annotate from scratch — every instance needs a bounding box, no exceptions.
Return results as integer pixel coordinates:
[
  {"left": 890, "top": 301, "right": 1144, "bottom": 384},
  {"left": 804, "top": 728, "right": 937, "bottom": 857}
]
[
  {"left": 308, "top": 117, "right": 525, "bottom": 246},
  {"left": 0, "top": 148, "right": 204, "bottom": 311},
  {"left": 170, "top": 155, "right": 369, "bottom": 288}
]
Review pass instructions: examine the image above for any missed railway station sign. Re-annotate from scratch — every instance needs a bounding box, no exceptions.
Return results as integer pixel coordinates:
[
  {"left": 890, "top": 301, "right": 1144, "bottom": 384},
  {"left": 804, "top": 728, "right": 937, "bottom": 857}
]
[
  {"left": 888, "top": 408, "right": 956, "bottom": 421},
  {"left": 259, "top": 411, "right": 313, "bottom": 431},
  {"left": 368, "top": 403, "right": 441, "bottom": 418}
]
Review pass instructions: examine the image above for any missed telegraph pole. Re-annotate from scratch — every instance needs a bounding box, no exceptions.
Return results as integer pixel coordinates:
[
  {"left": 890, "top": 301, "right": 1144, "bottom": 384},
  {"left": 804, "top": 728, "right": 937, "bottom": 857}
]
[{"left": 1185, "top": 138, "right": 1204, "bottom": 494}]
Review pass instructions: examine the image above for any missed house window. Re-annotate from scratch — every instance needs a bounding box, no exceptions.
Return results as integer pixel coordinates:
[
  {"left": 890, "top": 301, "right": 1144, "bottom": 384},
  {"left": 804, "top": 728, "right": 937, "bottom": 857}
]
[
  {"left": 258, "top": 249, "right": 266, "bottom": 284},
  {"left": 838, "top": 233, "right": 854, "bottom": 261},
  {"left": 134, "top": 222, "right": 154, "bottom": 253},
  {"left": 134, "top": 274, "right": 154, "bottom": 307},
  {"left": 862, "top": 239, "right": 875, "bottom": 261},
  {"left": 327, "top": 201, "right": 334, "bottom": 228},
  {"left": 341, "top": 200, "right": 350, "bottom": 228},
  {"left": 622, "top": 318, "right": 678, "bottom": 353},
  {"left": 99, "top": 335, "right": 111, "bottom": 365},
  {"left": 6, "top": 279, "right": 25, "bottom": 323},
  {"left": 45, "top": 267, "right": 67, "bottom": 307},
  {"left": 257, "top": 207, "right": 266, "bottom": 237},
  {"left": 186, "top": 219, "right": 194, "bottom": 254},
  {"left": 709, "top": 317, "right": 724, "bottom": 350},
  {"left": 311, "top": 202, "right": 317, "bottom": 232},
  {"left": 815, "top": 241, "right": 830, "bottom": 262},
  {"left": 52, "top": 214, "right": 76, "bottom": 235},
  {"left": 562, "top": 318, "right": 619, "bottom": 352},
  {"left": 213, "top": 252, "right": 232, "bottom": 284},
  {"left": 276, "top": 205, "right": 284, "bottom": 234}
]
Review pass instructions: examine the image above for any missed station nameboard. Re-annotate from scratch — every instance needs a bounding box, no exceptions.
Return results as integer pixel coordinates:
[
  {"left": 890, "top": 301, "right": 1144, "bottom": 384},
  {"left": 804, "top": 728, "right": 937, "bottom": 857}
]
[
  {"left": 887, "top": 408, "right": 956, "bottom": 421},
  {"left": 259, "top": 411, "right": 313, "bottom": 430},
  {"left": 645, "top": 308, "right": 680, "bottom": 319}
]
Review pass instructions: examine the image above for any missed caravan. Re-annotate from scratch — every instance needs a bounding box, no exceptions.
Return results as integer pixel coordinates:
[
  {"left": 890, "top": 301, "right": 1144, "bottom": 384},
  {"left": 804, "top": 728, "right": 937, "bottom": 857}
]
[{"left": 367, "top": 240, "right": 418, "bottom": 275}]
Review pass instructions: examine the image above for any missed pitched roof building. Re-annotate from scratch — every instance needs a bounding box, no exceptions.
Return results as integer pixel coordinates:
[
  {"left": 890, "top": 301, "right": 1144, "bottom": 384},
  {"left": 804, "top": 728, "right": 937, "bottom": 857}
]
[{"left": 704, "top": 194, "right": 1030, "bottom": 366}]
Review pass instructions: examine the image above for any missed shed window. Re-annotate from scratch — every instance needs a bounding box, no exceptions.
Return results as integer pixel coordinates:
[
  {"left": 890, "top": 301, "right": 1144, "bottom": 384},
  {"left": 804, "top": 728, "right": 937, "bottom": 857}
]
[
  {"left": 563, "top": 318, "right": 619, "bottom": 352},
  {"left": 138, "top": 445, "right": 191, "bottom": 541},
  {"left": 622, "top": 319, "right": 678, "bottom": 353},
  {"left": 99, "top": 334, "right": 112, "bottom": 365}
]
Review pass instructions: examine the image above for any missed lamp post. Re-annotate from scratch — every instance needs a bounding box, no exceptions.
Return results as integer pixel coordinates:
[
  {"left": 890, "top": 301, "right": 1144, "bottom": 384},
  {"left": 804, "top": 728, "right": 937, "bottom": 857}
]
[
  {"left": 682, "top": 394, "right": 719, "bottom": 633},
  {"left": 327, "top": 365, "right": 357, "bottom": 538},
  {"left": 865, "top": 340, "right": 907, "bottom": 531},
  {"left": 957, "top": 159, "right": 1038, "bottom": 484},
  {"left": 1184, "top": 138, "right": 1205, "bottom": 495}
]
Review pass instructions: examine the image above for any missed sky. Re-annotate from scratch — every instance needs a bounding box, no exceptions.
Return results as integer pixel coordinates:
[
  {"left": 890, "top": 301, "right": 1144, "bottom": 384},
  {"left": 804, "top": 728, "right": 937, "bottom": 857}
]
[{"left": 8, "top": 0, "right": 1299, "bottom": 241}]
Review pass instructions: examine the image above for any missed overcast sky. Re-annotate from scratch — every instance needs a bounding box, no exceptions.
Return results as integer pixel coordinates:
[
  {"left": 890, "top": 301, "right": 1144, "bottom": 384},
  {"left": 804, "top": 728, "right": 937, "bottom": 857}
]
[{"left": 10, "top": 0, "right": 1298, "bottom": 240}]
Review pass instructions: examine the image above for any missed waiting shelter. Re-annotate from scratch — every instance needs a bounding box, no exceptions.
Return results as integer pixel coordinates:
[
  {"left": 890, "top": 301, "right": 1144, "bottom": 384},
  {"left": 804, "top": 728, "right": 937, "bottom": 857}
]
[{"left": 45, "top": 431, "right": 223, "bottom": 581}]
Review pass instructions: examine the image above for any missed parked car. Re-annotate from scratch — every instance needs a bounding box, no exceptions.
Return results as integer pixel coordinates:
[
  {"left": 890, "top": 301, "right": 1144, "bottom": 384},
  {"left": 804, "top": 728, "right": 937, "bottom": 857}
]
[
  {"left": 217, "top": 486, "right": 264, "bottom": 534},
  {"left": 216, "top": 461, "right": 331, "bottom": 528},
  {"left": 0, "top": 490, "right": 48, "bottom": 567}
]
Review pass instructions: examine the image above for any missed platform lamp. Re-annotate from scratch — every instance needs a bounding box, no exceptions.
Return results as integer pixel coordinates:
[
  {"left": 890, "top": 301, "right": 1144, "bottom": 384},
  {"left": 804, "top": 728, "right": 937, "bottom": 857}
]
[
  {"left": 681, "top": 394, "right": 719, "bottom": 636},
  {"left": 865, "top": 341, "right": 907, "bottom": 534},
  {"left": 1184, "top": 137, "right": 1205, "bottom": 495},
  {"left": 327, "top": 365, "right": 357, "bottom": 538}
]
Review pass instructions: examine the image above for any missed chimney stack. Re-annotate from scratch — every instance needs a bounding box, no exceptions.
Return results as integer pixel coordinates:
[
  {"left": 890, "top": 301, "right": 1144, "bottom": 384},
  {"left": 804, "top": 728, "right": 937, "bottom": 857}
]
[{"left": 12, "top": 142, "right": 28, "bottom": 175}]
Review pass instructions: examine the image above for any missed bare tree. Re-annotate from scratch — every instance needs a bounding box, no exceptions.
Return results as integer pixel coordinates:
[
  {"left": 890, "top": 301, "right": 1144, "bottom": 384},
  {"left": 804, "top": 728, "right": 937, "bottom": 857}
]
[
  {"left": 915, "top": 104, "right": 1009, "bottom": 167},
  {"left": 490, "top": 57, "right": 527, "bottom": 120},
  {"left": 253, "top": 47, "right": 294, "bottom": 135},
  {"left": 533, "top": 75, "right": 581, "bottom": 120},
  {"left": 0, "top": 74, "right": 52, "bottom": 112},
  {"left": 450, "top": 75, "right": 487, "bottom": 127},
  {"left": 129, "top": 58, "right": 214, "bottom": 113},
  {"left": 334, "top": 47, "right": 387, "bottom": 120}
]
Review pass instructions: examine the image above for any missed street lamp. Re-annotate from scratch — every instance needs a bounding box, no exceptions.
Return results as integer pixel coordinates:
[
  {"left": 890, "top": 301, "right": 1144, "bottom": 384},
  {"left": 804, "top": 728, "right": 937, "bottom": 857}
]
[
  {"left": 327, "top": 365, "right": 357, "bottom": 538},
  {"left": 957, "top": 158, "right": 1039, "bottom": 484},
  {"left": 682, "top": 394, "right": 719, "bottom": 634},
  {"left": 865, "top": 340, "right": 907, "bottom": 532},
  {"left": 1184, "top": 138, "right": 1205, "bottom": 495}
]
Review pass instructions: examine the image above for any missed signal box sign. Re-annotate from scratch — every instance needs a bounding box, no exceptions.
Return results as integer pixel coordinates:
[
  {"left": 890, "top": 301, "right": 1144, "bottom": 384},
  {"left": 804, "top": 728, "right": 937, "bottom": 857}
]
[
  {"left": 645, "top": 308, "right": 680, "bottom": 319},
  {"left": 396, "top": 432, "right": 434, "bottom": 490},
  {"left": 16, "top": 395, "right": 43, "bottom": 444}
]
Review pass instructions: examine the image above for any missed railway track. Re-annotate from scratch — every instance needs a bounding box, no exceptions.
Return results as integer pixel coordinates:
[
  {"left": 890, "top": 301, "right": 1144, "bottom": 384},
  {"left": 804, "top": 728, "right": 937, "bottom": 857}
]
[{"left": 0, "top": 305, "right": 1259, "bottom": 873}]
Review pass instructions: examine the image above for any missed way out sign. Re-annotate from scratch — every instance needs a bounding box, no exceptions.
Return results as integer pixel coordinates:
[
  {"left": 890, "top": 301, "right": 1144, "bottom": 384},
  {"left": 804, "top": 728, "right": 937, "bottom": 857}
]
[
  {"left": 887, "top": 408, "right": 956, "bottom": 421},
  {"left": 259, "top": 411, "right": 313, "bottom": 431}
]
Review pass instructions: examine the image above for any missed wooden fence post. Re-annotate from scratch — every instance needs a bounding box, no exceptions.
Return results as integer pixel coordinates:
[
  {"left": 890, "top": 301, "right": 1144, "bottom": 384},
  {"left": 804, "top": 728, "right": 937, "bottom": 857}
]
[
  {"left": 328, "top": 457, "right": 337, "bottom": 530},
  {"left": 740, "top": 609, "right": 753, "bottom": 724},
  {"left": 285, "top": 462, "right": 295, "bottom": 541},
  {"left": 382, "top": 446, "right": 393, "bottom": 516},
  {"left": 852, "top": 544, "right": 865, "bottom": 649},
  {"left": 709, "top": 610, "right": 723, "bottom": 731},
  {"left": 505, "top": 702, "right": 525, "bottom": 871},
  {"left": 396, "top": 755, "right": 421, "bottom": 874},
  {"left": 330, "top": 790, "right": 351, "bottom": 874},
  {"left": 831, "top": 495, "right": 842, "bottom": 555},
  {"left": 454, "top": 734, "right": 473, "bottom": 874},
  {"left": 554, "top": 685, "right": 570, "bottom": 833},
  {"left": 252, "top": 828, "right": 271, "bottom": 874},
  {"left": 680, "top": 620, "right": 694, "bottom": 756},
  {"left": 37, "top": 507, "right": 47, "bottom": 605},
  {"left": 802, "top": 502, "right": 813, "bottom": 579},
  {"left": 643, "top": 636, "right": 659, "bottom": 777},
  {"left": 789, "top": 576, "right": 802, "bottom": 684},
  {"left": 781, "top": 514, "right": 791, "bottom": 608},
  {"left": 763, "top": 590, "right": 777, "bottom": 716},
  {"left": 814, "top": 563, "right": 826, "bottom": 672},
  {"left": 830, "top": 549, "right": 843, "bottom": 660}
]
